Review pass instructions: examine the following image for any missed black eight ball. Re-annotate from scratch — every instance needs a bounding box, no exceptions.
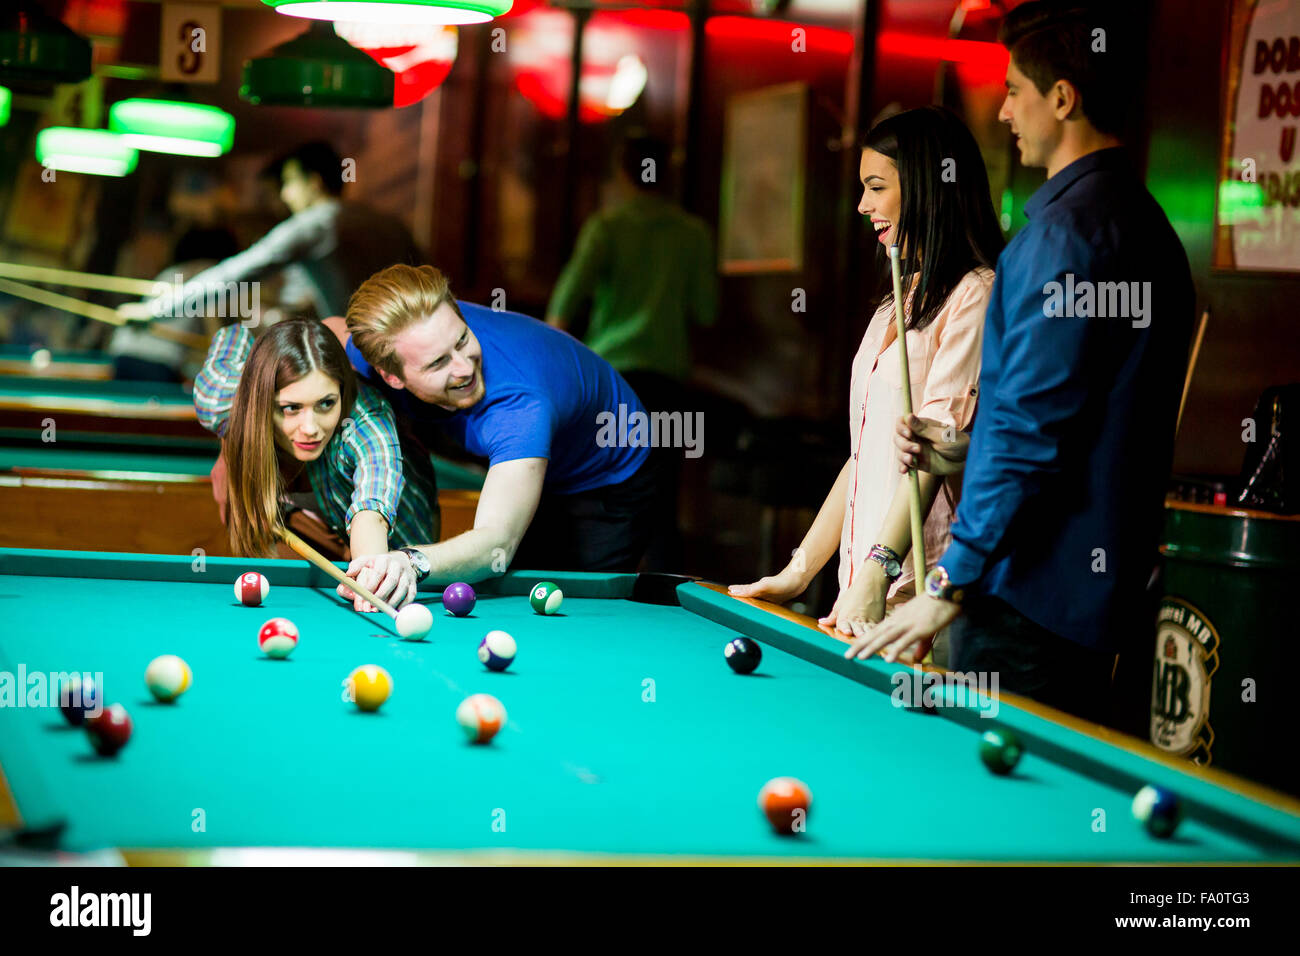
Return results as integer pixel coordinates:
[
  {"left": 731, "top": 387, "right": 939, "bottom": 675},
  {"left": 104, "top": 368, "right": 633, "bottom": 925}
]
[{"left": 724, "top": 637, "right": 762, "bottom": 675}]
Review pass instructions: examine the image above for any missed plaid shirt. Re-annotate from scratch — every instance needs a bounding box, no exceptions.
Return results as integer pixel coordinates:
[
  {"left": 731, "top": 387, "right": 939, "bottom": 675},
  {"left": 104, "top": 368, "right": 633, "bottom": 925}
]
[{"left": 194, "top": 325, "right": 437, "bottom": 547}]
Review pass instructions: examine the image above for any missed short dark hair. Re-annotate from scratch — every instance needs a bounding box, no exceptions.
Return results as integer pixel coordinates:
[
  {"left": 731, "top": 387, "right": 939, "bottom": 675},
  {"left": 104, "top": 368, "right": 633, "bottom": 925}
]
[
  {"left": 280, "top": 141, "right": 344, "bottom": 196},
  {"left": 998, "top": 1, "right": 1133, "bottom": 137},
  {"left": 618, "top": 134, "right": 671, "bottom": 192}
]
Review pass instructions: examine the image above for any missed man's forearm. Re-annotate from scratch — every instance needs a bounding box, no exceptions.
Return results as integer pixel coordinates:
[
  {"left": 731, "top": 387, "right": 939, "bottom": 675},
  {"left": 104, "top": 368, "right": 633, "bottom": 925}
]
[{"left": 406, "top": 527, "right": 516, "bottom": 585}]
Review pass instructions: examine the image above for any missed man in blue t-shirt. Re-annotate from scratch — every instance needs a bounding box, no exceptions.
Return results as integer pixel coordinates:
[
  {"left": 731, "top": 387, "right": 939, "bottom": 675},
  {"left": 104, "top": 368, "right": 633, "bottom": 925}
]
[{"left": 328, "top": 264, "right": 658, "bottom": 606}]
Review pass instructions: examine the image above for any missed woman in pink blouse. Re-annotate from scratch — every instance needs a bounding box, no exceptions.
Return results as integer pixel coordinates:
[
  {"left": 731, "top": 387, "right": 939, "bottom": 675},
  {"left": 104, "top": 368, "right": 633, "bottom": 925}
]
[{"left": 731, "top": 107, "right": 1004, "bottom": 663}]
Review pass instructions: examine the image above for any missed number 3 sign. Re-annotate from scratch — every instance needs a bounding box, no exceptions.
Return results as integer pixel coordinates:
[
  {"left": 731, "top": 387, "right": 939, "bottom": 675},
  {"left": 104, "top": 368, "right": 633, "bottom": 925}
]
[{"left": 160, "top": 3, "right": 222, "bottom": 84}]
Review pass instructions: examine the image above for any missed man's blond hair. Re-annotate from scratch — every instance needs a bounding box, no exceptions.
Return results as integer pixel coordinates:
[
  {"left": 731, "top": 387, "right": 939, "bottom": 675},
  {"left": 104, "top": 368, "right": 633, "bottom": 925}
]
[{"left": 346, "top": 264, "right": 463, "bottom": 378}]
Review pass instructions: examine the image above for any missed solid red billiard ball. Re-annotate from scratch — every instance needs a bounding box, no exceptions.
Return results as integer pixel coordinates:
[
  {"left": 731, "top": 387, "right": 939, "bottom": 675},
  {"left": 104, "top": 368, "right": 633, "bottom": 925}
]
[{"left": 85, "top": 704, "right": 132, "bottom": 756}]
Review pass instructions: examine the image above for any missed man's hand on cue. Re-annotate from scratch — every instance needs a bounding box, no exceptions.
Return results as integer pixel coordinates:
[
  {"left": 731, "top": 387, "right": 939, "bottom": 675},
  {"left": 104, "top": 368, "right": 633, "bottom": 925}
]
[
  {"left": 844, "top": 593, "right": 960, "bottom": 663},
  {"left": 894, "top": 414, "right": 970, "bottom": 476},
  {"left": 340, "top": 551, "right": 417, "bottom": 612}
]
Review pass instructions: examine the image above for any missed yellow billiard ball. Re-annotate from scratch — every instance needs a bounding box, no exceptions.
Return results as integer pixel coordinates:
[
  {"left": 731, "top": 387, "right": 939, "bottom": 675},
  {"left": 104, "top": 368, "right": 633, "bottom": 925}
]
[{"left": 348, "top": 665, "right": 392, "bottom": 712}]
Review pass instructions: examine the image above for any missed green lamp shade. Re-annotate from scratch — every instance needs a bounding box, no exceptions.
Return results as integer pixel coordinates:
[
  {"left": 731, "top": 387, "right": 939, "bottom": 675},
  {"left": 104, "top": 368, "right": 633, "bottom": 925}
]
[
  {"left": 109, "top": 99, "right": 235, "bottom": 157},
  {"left": 260, "top": 0, "right": 512, "bottom": 26},
  {"left": 0, "top": 87, "right": 10, "bottom": 126},
  {"left": 241, "top": 21, "right": 395, "bottom": 107},
  {"left": 0, "top": 5, "right": 93, "bottom": 87},
  {"left": 36, "top": 128, "right": 138, "bottom": 177}
]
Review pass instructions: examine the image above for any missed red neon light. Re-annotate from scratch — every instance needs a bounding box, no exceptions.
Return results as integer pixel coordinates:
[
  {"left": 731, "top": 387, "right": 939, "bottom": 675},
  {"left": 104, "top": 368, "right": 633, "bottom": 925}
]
[
  {"left": 877, "top": 32, "right": 1007, "bottom": 70},
  {"left": 706, "top": 17, "right": 854, "bottom": 56}
]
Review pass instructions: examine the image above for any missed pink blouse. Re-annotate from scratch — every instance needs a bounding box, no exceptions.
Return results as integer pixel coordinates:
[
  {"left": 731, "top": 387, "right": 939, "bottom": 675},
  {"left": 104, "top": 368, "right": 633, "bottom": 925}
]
[{"left": 838, "top": 267, "right": 994, "bottom": 601}]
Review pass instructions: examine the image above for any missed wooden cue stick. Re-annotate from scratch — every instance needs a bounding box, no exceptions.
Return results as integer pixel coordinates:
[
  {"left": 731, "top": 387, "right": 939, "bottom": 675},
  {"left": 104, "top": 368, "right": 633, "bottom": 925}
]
[
  {"left": 280, "top": 527, "right": 399, "bottom": 618},
  {"left": 0, "top": 276, "right": 125, "bottom": 325},
  {"left": 889, "top": 244, "right": 927, "bottom": 586},
  {"left": 0, "top": 260, "right": 159, "bottom": 296},
  {"left": 1176, "top": 308, "right": 1209, "bottom": 436},
  {"left": 0, "top": 276, "right": 211, "bottom": 351}
]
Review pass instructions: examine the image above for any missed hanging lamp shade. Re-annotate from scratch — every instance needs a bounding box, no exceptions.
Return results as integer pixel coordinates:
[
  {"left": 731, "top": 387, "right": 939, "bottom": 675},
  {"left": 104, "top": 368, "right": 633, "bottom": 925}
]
[
  {"left": 333, "top": 21, "right": 458, "bottom": 108},
  {"left": 241, "top": 21, "right": 394, "bottom": 108},
  {"left": 0, "top": 4, "right": 93, "bottom": 88},
  {"left": 36, "top": 128, "right": 138, "bottom": 177},
  {"left": 0, "top": 86, "right": 11, "bottom": 127},
  {"left": 109, "top": 99, "right": 236, "bottom": 157},
  {"left": 260, "top": 0, "right": 512, "bottom": 27}
]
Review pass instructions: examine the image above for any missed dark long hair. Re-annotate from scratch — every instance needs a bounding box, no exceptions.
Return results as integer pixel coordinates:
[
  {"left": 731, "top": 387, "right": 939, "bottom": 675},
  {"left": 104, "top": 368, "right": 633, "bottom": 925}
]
[
  {"left": 862, "top": 106, "right": 1005, "bottom": 331},
  {"left": 223, "top": 319, "right": 358, "bottom": 557}
]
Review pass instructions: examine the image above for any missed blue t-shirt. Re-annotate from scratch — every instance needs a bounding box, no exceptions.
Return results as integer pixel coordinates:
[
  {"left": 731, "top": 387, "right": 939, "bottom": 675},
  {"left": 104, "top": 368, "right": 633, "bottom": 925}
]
[{"left": 346, "top": 301, "right": 649, "bottom": 495}]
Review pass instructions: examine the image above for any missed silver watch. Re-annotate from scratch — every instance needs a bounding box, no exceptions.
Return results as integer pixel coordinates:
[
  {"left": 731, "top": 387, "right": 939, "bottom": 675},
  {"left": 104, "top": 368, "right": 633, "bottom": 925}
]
[{"left": 398, "top": 547, "right": 430, "bottom": 583}]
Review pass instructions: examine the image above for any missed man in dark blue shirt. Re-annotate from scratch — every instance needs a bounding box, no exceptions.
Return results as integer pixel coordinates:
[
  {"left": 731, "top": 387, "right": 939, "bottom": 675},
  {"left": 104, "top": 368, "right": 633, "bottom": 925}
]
[
  {"left": 846, "top": 1, "right": 1194, "bottom": 729},
  {"left": 328, "top": 264, "right": 658, "bottom": 603}
]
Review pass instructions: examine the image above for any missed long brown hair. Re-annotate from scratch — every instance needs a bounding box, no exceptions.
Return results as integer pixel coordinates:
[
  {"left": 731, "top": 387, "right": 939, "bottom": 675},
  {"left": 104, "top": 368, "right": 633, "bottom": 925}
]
[{"left": 223, "top": 319, "right": 358, "bottom": 557}]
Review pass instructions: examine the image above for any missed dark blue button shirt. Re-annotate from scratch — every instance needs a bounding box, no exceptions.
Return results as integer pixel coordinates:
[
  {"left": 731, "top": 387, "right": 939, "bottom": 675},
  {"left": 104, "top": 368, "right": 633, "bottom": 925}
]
[
  {"left": 346, "top": 301, "right": 649, "bottom": 495},
  {"left": 941, "top": 148, "right": 1194, "bottom": 651}
]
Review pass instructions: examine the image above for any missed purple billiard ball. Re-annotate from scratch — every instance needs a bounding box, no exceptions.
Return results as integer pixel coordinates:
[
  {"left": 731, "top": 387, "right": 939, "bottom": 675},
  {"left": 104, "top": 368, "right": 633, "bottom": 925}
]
[{"left": 443, "top": 582, "right": 477, "bottom": 617}]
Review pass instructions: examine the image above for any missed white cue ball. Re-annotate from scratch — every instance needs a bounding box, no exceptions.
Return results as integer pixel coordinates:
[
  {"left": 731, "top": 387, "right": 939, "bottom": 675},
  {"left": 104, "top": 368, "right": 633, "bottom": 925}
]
[{"left": 395, "top": 603, "right": 434, "bottom": 640}]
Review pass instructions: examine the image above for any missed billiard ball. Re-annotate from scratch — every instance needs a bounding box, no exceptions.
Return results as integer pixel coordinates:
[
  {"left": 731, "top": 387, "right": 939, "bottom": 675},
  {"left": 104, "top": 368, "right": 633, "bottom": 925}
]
[
  {"left": 85, "top": 704, "right": 132, "bottom": 756},
  {"left": 258, "top": 618, "right": 298, "bottom": 658},
  {"left": 978, "top": 728, "right": 1023, "bottom": 775},
  {"left": 395, "top": 603, "right": 434, "bottom": 640},
  {"left": 724, "top": 637, "right": 762, "bottom": 675},
  {"left": 529, "top": 581, "right": 563, "bottom": 615},
  {"left": 1132, "top": 784, "right": 1182, "bottom": 838},
  {"left": 145, "top": 654, "right": 192, "bottom": 703},
  {"left": 478, "top": 630, "right": 517, "bottom": 671},
  {"left": 348, "top": 664, "right": 392, "bottom": 712},
  {"left": 234, "top": 571, "right": 270, "bottom": 607},
  {"left": 58, "top": 675, "right": 100, "bottom": 726},
  {"left": 758, "top": 777, "right": 812, "bottom": 835},
  {"left": 443, "top": 582, "right": 477, "bottom": 617},
  {"left": 456, "top": 693, "right": 506, "bottom": 743}
]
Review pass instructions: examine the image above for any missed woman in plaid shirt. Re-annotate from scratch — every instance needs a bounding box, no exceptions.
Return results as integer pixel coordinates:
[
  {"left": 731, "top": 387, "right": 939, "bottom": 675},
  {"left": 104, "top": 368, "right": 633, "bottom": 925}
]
[{"left": 195, "top": 319, "right": 439, "bottom": 610}]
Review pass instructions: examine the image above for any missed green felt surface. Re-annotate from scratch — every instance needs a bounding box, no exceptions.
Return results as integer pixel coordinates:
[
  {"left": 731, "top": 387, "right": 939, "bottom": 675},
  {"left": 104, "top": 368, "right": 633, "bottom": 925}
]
[
  {"left": 0, "top": 445, "right": 213, "bottom": 476},
  {"left": 0, "top": 376, "right": 194, "bottom": 408},
  {"left": 0, "top": 346, "right": 114, "bottom": 364},
  {"left": 0, "top": 437, "right": 484, "bottom": 492},
  {"left": 0, "top": 552, "right": 1297, "bottom": 861}
]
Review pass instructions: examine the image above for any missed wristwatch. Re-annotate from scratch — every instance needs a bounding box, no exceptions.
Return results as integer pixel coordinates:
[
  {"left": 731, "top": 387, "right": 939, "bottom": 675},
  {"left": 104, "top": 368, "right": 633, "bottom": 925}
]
[
  {"left": 866, "top": 544, "right": 903, "bottom": 582},
  {"left": 923, "top": 565, "right": 966, "bottom": 605},
  {"left": 398, "top": 547, "right": 431, "bottom": 583}
]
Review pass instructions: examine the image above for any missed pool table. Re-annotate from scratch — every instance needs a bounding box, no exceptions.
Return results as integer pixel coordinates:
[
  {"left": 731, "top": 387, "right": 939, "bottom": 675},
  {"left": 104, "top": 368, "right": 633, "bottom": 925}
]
[
  {"left": 2, "top": 549, "right": 1298, "bottom": 865},
  {"left": 0, "top": 375, "right": 207, "bottom": 439},
  {"left": 0, "top": 346, "right": 115, "bottom": 381},
  {"left": 0, "top": 432, "right": 485, "bottom": 554}
]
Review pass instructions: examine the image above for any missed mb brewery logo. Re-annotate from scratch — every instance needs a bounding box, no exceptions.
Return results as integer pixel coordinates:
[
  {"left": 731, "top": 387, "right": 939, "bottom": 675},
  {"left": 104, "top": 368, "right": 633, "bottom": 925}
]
[{"left": 1151, "top": 597, "right": 1219, "bottom": 764}]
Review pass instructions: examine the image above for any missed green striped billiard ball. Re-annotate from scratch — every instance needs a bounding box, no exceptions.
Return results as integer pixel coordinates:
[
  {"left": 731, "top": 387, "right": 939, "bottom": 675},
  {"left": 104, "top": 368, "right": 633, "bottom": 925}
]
[
  {"left": 979, "top": 728, "right": 1023, "bottom": 775},
  {"left": 529, "top": 581, "right": 564, "bottom": 615}
]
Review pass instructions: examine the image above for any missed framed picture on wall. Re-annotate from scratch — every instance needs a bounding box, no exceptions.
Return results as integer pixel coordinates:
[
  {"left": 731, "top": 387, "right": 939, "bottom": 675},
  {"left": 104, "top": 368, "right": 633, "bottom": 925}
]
[
  {"left": 718, "top": 82, "right": 807, "bottom": 274},
  {"left": 1212, "top": 0, "right": 1300, "bottom": 273}
]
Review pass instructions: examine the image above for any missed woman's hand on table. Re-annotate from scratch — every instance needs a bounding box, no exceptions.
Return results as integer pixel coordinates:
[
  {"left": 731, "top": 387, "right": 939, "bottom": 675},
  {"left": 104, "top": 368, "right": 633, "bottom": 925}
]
[
  {"left": 728, "top": 564, "right": 808, "bottom": 604},
  {"left": 821, "top": 564, "right": 887, "bottom": 634},
  {"left": 339, "top": 551, "right": 417, "bottom": 612},
  {"left": 894, "top": 414, "right": 969, "bottom": 476}
]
